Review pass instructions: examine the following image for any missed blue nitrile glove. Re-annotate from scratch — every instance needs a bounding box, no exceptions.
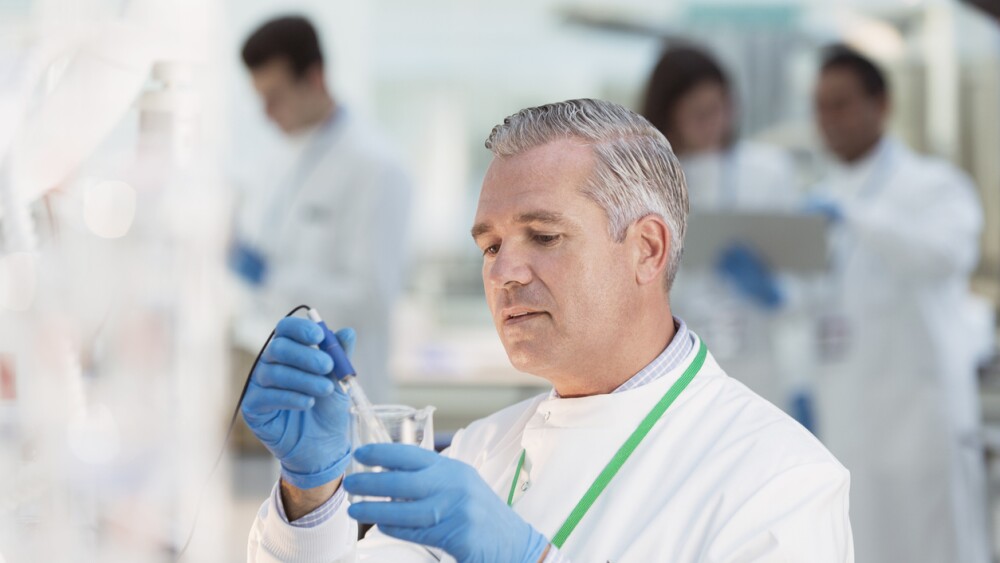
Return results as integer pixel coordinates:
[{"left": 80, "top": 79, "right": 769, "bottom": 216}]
[
  {"left": 241, "top": 317, "right": 357, "bottom": 489},
  {"left": 344, "top": 444, "right": 550, "bottom": 563},
  {"left": 790, "top": 388, "right": 818, "bottom": 435},
  {"left": 716, "top": 243, "right": 784, "bottom": 310},
  {"left": 802, "top": 196, "right": 844, "bottom": 224},
  {"left": 228, "top": 241, "right": 268, "bottom": 286}
]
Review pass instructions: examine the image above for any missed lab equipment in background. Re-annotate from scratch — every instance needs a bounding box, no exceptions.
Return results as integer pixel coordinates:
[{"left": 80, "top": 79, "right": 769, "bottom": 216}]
[
  {"left": 0, "top": 4, "right": 233, "bottom": 559},
  {"left": 684, "top": 211, "right": 830, "bottom": 275}
]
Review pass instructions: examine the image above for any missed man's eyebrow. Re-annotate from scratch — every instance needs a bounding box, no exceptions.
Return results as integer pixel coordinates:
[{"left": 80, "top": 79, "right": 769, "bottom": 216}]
[
  {"left": 471, "top": 222, "right": 492, "bottom": 239},
  {"left": 471, "top": 211, "right": 569, "bottom": 240}
]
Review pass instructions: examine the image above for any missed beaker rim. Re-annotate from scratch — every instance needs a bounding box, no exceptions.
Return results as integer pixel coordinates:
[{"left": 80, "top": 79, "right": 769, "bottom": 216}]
[{"left": 350, "top": 403, "right": 430, "bottom": 416}]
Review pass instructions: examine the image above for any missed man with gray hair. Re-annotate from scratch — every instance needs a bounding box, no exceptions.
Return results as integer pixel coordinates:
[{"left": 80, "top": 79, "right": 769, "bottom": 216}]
[{"left": 245, "top": 99, "right": 854, "bottom": 562}]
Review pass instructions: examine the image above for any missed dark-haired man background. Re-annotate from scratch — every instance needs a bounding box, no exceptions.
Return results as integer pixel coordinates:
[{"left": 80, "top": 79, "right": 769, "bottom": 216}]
[
  {"left": 809, "top": 44, "right": 990, "bottom": 563},
  {"left": 230, "top": 15, "right": 411, "bottom": 405}
]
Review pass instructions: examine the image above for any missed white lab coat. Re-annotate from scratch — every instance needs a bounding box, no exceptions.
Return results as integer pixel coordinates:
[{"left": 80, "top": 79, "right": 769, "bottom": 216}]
[
  {"left": 811, "top": 136, "right": 990, "bottom": 563},
  {"left": 234, "top": 110, "right": 411, "bottom": 404},
  {"left": 672, "top": 140, "right": 803, "bottom": 408},
  {"left": 247, "top": 337, "right": 854, "bottom": 562},
  {"left": 679, "top": 140, "right": 798, "bottom": 211}
]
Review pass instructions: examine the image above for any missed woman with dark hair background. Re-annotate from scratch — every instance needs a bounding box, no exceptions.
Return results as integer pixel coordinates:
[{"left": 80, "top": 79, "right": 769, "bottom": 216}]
[{"left": 641, "top": 45, "right": 797, "bottom": 211}]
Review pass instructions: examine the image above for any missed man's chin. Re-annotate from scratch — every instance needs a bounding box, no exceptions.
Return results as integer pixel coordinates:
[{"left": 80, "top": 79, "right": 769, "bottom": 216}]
[{"left": 503, "top": 343, "right": 555, "bottom": 376}]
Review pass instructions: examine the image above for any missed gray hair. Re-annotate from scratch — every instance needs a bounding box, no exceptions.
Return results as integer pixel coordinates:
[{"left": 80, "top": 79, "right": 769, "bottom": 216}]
[{"left": 485, "top": 98, "right": 689, "bottom": 290}]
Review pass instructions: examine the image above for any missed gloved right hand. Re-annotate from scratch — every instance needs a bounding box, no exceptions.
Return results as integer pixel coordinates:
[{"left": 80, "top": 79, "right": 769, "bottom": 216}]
[
  {"left": 241, "top": 317, "right": 356, "bottom": 489},
  {"left": 716, "top": 243, "right": 784, "bottom": 310}
]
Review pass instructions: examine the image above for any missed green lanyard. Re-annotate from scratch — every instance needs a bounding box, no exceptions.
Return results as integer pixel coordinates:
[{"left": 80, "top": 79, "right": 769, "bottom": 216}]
[{"left": 506, "top": 340, "right": 707, "bottom": 549}]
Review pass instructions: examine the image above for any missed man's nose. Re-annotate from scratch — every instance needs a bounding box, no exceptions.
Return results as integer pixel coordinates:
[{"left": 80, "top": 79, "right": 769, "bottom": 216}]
[{"left": 486, "top": 243, "right": 533, "bottom": 289}]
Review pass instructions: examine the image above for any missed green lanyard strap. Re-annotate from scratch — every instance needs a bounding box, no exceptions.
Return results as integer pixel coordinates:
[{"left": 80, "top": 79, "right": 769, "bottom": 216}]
[
  {"left": 507, "top": 340, "right": 708, "bottom": 549},
  {"left": 507, "top": 449, "right": 526, "bottom": 506}
]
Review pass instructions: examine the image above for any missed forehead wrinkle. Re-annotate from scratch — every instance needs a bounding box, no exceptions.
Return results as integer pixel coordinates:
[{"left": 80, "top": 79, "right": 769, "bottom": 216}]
[{"left": 515, "top": 210, "right": 566, "bottom": 225}]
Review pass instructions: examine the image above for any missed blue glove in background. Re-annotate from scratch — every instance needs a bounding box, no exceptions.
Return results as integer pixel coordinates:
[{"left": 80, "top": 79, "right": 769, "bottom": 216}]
[
  {"left": 802, "top": 197, "right": 844, "bottom": 224},
  {"left": 345, "top": 444, "right": 550, "bottom": 563},
  {"left": 789, "top": 388, "right": 818, "bottom": 435},
  {"left": 228, "top": 241, "right": 268, "bottom": 286},
  {"left": 241, "top": 317, "right": 357, "bottom": 489},
  {"left": 716, "top": 243, "right": 784, "bottom": 310}
]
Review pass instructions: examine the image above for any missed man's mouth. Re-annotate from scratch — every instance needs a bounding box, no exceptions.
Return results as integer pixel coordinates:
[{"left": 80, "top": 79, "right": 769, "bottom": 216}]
[{"left": 501, "top": 309, "right": 546, "bottom": 326}]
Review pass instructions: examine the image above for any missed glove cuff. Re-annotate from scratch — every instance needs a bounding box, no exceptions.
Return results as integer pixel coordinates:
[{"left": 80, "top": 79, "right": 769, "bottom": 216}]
[
  {"left": 520, "top": 527, "right": 550, "bottom": 563},
  {"left": 280, "top": 449, "right": 352, "bottom": 490}
]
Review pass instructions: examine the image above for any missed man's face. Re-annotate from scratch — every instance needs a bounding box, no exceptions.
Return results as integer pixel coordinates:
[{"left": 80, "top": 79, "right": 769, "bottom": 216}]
[
  {"left": 672, "top": 81, "right": 731, "bottom": 155},
  {"left": 250, "top": 59, "right": 320, "bottom": 134},
  {"left": 814, "top": 67, "right": 887, "bottom": 162},
  {"left": 472, "top": 140, "right": 636, "bottom": 382}
]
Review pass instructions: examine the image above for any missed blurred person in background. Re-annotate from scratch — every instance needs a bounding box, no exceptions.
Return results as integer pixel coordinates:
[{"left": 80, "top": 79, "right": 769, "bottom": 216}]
[
  {"left": 230, "top": 15, "right": 411, "bottom": 405},
  {"left": 641, "top": 45, "right": 812, "bottom": 427},
  {"left": 809, "top": 44, "right": 989, "bottom": 563},
  {"left": 641, "top": 45, "right": 798, "bottom": 213}
]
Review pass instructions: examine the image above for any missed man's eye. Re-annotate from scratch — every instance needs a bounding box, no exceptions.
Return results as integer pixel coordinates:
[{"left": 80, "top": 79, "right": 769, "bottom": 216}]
[
  {"left": 483, "top": 244, "right": 500, "bottom": 256},
  {"left": 534, "top": 234, "right": 560, "bottom": 245}
]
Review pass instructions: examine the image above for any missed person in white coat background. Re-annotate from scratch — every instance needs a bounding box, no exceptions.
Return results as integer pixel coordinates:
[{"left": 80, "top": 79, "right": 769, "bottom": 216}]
[
  {"left": 230, "top": 15, "right": 411, "bottom": 405},
  {"left": 640, "top": 46, "right": 813, "bottom": 425},
  {"left": 809, "top": 44, "right": 990, "bottom": 563},
  {"left": 241, "top": 99, "right": 853, "bottom": 562}
]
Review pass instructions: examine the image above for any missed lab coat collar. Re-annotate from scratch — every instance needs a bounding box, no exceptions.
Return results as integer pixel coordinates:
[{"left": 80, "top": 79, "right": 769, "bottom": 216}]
[
  {"left": 527, "top": 334, "right": 712, "bottom": 430},
  {"left": 286, "top": 106, "right": 348, "bottom": 151},
  {"left": 832, "top": 135, "right": 895, "bottom": 176}
]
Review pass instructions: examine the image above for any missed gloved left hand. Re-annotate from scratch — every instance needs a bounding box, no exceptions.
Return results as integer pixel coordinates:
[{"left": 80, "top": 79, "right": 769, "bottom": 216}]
[
  {"left": 717, "top": 243, "right": 784, "bottom": 310},
  {"left": 344, "top": 444, "right": 550, "bottom": 563},
  {"left": 228, "top": 241, "right": 268, "bottom": 286}
]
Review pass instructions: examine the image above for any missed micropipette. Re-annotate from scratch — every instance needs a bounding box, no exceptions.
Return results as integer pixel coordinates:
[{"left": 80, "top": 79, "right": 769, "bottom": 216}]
[{"left": 306, "top": 308, "right": 392, "bottom": 444}]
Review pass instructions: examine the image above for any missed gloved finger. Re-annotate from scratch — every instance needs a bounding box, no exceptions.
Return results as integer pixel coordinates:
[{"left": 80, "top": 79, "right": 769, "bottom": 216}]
[
  {"left": 274, "top": 316, "right": 326, "bottom": 346},
  {"left": 353, "top": 443, "right": 440, "bottom": 471},
  {"left": 241, "top": 386, "right": 315, "bottom": 415},
  {"left": 255, "top": 364, "right": 335, "bottom": 397},
  {"left": 309, "top": 380, "right": 351, "bottom": 422},
  {"left": 335, "top": 327, "right": 356, "bottom": 358},
  {"left": 347, "top": 498, "right": 443, "bottom": 527},
  {"left": 263, "top": 336, "right": 333, "bottom": 375},
  {"left": 343, "top": 469, "right": 433, "bottom": 500}
]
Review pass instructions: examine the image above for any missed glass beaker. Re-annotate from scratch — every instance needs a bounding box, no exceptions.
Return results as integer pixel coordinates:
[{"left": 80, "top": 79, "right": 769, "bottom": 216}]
[
  {"left": 351, "top": 404, "right": 436, "bottom": 449},
  {"left": 349, "top": 404, "right": 436, "bottom": 503}
]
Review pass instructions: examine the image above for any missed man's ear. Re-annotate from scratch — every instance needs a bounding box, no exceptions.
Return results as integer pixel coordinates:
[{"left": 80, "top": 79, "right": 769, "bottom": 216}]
[{"left": 629, "top": 214, "right": 670, "bottom": 287}]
